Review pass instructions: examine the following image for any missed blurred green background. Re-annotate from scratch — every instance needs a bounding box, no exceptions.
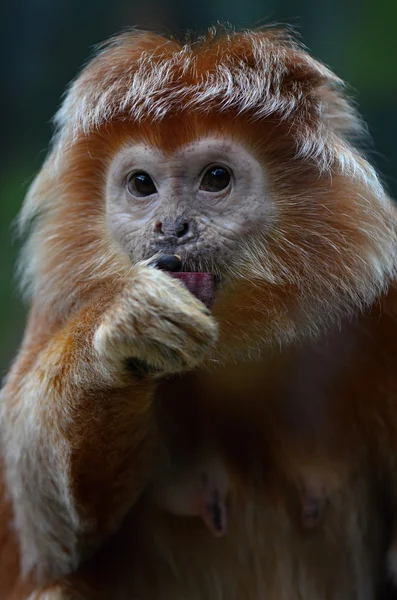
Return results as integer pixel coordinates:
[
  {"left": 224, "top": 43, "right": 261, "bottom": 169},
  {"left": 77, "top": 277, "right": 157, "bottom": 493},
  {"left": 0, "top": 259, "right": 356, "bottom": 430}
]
[{"left": 1, "top": 0, "right": 396, "bottom": 375}]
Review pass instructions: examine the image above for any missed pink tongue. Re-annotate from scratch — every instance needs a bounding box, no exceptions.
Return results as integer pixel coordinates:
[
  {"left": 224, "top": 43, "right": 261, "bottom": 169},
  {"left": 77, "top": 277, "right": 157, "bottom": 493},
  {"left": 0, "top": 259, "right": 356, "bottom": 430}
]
[{"left": 169, "top": 272, "right": 215, "bottom": 308}]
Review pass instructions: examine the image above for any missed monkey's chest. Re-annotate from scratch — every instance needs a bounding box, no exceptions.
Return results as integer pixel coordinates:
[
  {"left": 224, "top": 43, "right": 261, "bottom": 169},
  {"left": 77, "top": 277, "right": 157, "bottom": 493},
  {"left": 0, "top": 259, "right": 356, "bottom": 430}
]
[
  {"left": 124, "top": 469, "right": 383, "bottom": 600},
  {"left": 131, "top": 372, "right": 386, "bottom": 599}
]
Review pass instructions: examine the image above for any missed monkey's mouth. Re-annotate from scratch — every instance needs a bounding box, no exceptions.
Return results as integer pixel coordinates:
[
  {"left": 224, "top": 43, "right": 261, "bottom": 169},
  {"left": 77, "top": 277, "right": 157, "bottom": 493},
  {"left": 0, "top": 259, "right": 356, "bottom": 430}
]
[
  {"left": 169, "top": 272, "right": 215, "bottom": 308},
  {"left": 150, "top": 254, "right": 217, "bottom": 308}
]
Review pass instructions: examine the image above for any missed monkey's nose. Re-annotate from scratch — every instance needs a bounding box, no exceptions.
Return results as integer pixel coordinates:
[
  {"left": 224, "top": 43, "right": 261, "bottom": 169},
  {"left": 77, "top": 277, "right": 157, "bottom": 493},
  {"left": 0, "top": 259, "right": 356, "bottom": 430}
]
[{"left": 154, "top": 217, "right": 191, "bottom": 239}]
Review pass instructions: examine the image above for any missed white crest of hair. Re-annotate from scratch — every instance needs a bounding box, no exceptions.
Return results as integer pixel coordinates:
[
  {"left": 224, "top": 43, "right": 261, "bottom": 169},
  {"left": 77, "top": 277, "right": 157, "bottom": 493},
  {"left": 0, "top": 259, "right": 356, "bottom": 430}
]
[{"left": 52, "top": 28, "right": 363, "bottom": 165}]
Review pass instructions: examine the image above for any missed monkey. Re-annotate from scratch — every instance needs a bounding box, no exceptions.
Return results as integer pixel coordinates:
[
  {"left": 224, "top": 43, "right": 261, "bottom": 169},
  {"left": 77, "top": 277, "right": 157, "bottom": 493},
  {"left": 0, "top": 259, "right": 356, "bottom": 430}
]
[{"left": 1, "top": 24, "right": 397, "bottom": 600}]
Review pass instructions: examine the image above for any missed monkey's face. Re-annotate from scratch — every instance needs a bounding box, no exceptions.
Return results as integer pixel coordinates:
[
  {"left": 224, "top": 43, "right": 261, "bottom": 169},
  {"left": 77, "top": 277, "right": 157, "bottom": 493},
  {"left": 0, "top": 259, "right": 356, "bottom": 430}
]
[
  {"left": 105, "top": 135, "right": 271, "bottom": 282},
  {"left": 19, "top": 29, "right": 397, "bottom": 356}
]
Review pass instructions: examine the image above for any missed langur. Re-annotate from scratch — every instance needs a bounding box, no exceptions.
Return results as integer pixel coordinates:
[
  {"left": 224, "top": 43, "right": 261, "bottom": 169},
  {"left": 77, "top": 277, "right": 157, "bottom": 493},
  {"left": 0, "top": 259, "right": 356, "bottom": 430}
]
[{"left": 1, "top": 25, "right": 397, "bottom": 600}]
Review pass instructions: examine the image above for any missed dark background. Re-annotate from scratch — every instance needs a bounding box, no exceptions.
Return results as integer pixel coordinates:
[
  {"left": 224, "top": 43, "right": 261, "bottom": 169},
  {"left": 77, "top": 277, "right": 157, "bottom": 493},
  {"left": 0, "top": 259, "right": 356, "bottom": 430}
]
[{"left": 1, "top": 0, "right": 396, "bottom": 373}]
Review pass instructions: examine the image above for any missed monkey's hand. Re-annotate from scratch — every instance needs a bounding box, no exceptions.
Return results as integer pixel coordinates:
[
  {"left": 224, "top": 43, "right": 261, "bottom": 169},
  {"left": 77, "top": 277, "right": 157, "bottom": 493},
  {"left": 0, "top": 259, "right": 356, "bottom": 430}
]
[{"left": 94, "top": 266, "right": 218, "bottom": 377}]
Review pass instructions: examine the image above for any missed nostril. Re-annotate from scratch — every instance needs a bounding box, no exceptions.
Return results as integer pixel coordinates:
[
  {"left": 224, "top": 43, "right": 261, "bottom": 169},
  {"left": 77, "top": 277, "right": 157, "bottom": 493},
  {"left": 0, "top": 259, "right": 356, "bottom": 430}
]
[
  {"left": 175, "top": 221, "right": 189, "bottom": 238},
  {"left": 154, "top": 221, "right": 163, "bottom": 234}
]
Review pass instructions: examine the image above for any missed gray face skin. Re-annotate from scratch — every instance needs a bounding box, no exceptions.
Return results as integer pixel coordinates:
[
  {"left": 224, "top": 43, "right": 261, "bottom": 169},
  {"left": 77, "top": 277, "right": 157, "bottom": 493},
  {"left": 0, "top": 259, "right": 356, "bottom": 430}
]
[{"left": 105, "top": 136, "right": 272, "bottom": 277}]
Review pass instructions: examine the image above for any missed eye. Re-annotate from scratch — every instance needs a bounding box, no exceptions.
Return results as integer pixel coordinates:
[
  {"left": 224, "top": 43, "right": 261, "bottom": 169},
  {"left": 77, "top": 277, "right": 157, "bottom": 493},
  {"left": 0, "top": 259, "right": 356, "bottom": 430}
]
[
  {"left": 126, "top": 172, "right": 157, "bottom": 197},
  {"left": 200, "top": 166, "right": 231, "bottom": 193}
]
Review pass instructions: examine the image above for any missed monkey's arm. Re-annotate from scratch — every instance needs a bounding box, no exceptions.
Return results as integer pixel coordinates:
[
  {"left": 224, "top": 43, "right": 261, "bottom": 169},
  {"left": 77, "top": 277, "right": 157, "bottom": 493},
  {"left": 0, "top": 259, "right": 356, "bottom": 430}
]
[{"left": 0, "top": 266, "right": 217, "bottom": 584}]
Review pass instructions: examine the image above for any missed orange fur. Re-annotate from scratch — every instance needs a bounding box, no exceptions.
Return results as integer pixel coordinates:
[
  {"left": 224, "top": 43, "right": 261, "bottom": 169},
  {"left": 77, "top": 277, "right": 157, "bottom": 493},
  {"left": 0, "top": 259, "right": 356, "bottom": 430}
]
[{"left": 2, "top": 26, "right": 397, "bottom": 599}]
